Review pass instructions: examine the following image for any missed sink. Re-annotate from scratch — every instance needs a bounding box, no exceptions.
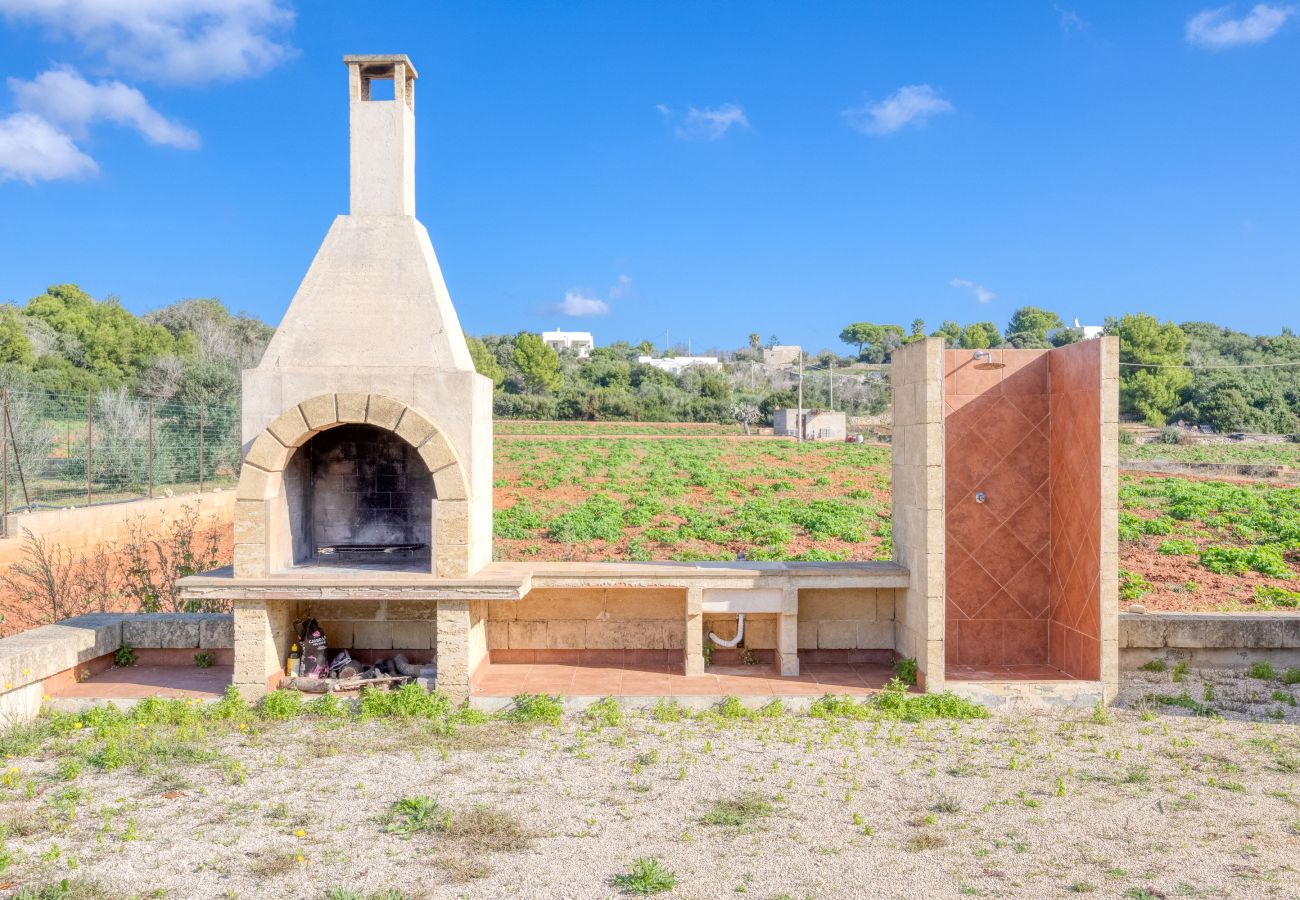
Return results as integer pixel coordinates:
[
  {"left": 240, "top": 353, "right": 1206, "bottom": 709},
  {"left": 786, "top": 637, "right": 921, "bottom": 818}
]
[{"left": 700, "top": 589, "right": 783, "bottom": 614}]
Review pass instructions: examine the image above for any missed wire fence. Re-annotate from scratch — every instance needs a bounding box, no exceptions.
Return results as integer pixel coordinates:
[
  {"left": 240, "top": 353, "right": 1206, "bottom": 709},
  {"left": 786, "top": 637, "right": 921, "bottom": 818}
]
[{"left": 1, "top": 388, "right": 241, "bottom": 527}]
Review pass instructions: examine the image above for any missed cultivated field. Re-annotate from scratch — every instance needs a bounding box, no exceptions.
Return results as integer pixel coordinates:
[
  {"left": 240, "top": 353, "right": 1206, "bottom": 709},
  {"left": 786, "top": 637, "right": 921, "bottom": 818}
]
[
  {"left": 492, "top": 436, "right": 891, "bottom": 563},
  {"left": 0, "top": 684, "right": 1297, "bottom": 899},
  {"left": 490, "top": 426, "right": 1300, "bottom": 612}
]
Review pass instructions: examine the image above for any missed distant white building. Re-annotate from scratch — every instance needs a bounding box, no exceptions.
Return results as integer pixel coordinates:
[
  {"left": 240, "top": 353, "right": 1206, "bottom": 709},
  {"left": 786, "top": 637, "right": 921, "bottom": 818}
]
[
  {"left": 636, "top": 355, "right": 721, "bottom": 376},
  {"left": 1050, "top": 318, "right": 1104, "bottom": 342},
  {"left": 542, "top": 329, "right": 594, "bottom": 357}
]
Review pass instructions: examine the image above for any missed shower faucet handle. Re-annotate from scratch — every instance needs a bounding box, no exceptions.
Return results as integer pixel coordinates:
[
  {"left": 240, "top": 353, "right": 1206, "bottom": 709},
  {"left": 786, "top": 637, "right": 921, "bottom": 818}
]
[{"left": 975, "top": 492, "right": 987, "bottom": 504}]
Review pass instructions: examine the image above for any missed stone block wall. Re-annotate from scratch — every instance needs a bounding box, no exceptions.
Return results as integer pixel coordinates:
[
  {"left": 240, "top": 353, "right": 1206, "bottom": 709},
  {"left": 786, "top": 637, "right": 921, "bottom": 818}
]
[
  {"left": 485, "top": 588, "right": 687, "bottom": 652},
  {"left": 796, "top": 588, "right": 896, "bottom": 652}
]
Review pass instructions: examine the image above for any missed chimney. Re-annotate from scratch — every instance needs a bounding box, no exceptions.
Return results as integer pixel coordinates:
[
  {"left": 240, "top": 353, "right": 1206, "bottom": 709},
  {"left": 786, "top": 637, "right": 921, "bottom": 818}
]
[{"left": 345, "top": 55, "right": 417, "bottom": 216}]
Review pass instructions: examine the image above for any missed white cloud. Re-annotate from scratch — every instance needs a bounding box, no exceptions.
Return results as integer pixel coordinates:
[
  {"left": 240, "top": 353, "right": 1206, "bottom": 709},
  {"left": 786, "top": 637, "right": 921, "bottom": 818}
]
[
  {"left": 842, "top": 84, "right": 954, "bottom": 136},
  {"left": 1055, "top": 5, "right": 1086, "bottom": 33},
  {"left": 11, "top": 67, "right": 199, "bottom": 148},
  {"left": 1186, "top": 4, "right": 1294, "bottom": 48},
  {"left": 608, "top": 274, "right": 632, "bottom": 300},
  {"left": 552, "top": 291, "right": 610, "bottom": 317},
  {"left": 659, "top": 103, "right": 750, "bottom": 141},
  {"left": 0, "top": 111, "right": 97, "bottom": 182},
  {"left": 0, "top": 0, "right": 296, "bottom": 83},
  {"left": 950, "top": 277, "right": 996, "bottom": 304}
]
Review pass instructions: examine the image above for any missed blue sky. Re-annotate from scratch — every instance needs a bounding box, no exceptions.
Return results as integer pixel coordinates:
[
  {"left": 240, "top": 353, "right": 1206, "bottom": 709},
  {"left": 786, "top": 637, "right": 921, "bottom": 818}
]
[{"left": 1, "top": 2, "right": 1298, "bottom": 354}]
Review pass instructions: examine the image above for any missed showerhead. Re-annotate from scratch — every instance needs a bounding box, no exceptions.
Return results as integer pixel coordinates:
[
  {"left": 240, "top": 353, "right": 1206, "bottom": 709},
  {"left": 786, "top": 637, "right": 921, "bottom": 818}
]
[{"left": 972, "top": 350, "right": 1005, "bottom": 370}]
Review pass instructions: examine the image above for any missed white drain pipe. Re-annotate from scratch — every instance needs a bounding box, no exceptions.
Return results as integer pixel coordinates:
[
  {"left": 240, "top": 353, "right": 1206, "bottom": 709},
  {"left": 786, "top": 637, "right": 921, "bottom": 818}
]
[{"left": 708, "top": 613, "right": 745, "bottom": 648}]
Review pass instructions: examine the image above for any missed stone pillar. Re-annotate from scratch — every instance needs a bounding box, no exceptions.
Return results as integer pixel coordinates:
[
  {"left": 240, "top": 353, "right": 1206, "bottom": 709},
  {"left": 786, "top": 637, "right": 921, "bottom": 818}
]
[
  {"left": 435, "top": 599, "right": 472, "bottom": 703},
  {"left": 778, "top": 585, "right": 800, "bottom": 676},
  {"left": 233, "top": 599, "right": 292, "bottom": 701},
  {"left": 684, "top": 586, "right": 704, "bottom": 676},
  {"left": 1099, "top": 336, "right": 1122, "bottom": 703},
  {"left": 890, "top": 338, "right": 946, "bottom": 691}
]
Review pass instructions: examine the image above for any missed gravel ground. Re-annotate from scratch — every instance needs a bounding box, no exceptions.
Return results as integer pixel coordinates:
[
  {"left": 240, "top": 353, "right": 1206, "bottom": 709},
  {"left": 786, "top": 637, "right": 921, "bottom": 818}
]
[{"left": 0, "top": 684, "right": 1297, "bottom": 900}]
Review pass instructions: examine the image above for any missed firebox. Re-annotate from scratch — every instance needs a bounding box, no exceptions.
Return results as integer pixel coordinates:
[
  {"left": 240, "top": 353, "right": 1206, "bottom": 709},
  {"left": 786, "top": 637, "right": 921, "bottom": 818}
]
[{"left": 289, "top": 424, "right": 434, "bottom": 568}]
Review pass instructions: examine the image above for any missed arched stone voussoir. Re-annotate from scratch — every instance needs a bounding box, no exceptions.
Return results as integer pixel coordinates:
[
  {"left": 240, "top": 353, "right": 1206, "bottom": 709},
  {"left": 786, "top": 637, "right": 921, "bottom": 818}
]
[
  {"left": 394, "top": 406, "right": 437, "bottom": 447},
  {"left": 243, "top": 430, "right": 292, "bottom": 472},
  {"left": 432, "top": 464, "right": 468, "bottom": 500}
]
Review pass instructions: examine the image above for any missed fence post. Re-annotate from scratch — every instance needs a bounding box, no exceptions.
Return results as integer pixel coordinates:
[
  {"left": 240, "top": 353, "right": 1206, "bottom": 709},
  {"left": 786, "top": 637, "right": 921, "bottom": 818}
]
[
  {"left": 147, "top": 399, "right": 154, "bottom": 500},
  {"left": 86, "top": 392, "right": 93, "bottom": 507},
  {"left": 2, "top": 388, "right": 7, "bottom": 537},
  {"left": 199, "top": 407, "right": 205, "bottom": 494}
]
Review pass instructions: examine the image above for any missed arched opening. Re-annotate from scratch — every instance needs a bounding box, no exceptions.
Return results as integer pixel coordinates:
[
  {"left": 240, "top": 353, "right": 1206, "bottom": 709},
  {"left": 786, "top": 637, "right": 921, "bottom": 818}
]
[{"left": 283, "top": 423, "right": 434, "bottom": 570}]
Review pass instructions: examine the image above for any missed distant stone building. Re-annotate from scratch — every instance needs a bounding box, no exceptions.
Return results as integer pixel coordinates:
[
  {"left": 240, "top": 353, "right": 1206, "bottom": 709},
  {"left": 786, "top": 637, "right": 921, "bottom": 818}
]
[
  {"left": 763, "top": 345, "right": 802, "bottom": 368},
  {"left": 773, "top": 408, "right": 847, "bottom": 441},
  {"left": 1049, "top": 318, "right": 1104, "bottom": 343},
  {"left": 543, "top": 329, "right": 594, "bottom": 357},
  {"left": 636, "top": 355, "right": 721, "bottom": 375}
]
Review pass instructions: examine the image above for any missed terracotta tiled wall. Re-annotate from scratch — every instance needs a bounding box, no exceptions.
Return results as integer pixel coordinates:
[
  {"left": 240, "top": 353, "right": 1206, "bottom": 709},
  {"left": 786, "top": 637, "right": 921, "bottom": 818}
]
[
  {"left": 1048, "top": 342, "right": 1103, "bottom": 679},
  {"left": 944, "top": 349, "right": 1052, "bottom": 667}
]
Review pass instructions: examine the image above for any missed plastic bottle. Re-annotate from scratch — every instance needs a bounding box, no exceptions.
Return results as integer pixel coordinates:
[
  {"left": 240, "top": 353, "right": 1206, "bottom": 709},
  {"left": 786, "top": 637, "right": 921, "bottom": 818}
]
[{"left": 286, "top": 642, "right": 301, "bottom": 677}]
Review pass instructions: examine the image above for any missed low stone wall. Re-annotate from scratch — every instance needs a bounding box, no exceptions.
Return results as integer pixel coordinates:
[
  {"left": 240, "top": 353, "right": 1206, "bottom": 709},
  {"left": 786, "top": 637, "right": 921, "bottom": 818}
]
[
  {"left": 1120, "top": 611, "right": 1300, "bottom": 670},
  {"left": 0, "top": 612, "right": 233, "bottom": 723},
  {"left": 0, "top": 491, "right": 235, "bottom": 564}
]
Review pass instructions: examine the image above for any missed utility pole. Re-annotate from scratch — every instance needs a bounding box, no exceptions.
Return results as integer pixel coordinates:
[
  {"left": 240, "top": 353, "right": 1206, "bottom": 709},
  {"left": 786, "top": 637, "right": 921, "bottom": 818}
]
[{"left": 828, "top": 360, "right": 834, "bottom": 411}]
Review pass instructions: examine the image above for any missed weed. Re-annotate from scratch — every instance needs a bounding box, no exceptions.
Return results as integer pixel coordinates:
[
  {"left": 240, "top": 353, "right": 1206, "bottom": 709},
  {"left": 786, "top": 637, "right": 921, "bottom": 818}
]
[
  {"left": 1248, "top": 661, "right": 1277, "bottom": 681},
  {"left": 650, "top": 698, "right": 686, "bottom": 722},
  {"left": 1256, "top": 585, "right": 1300, "bottom": 609},
  {"left": 1172, "top": 660, "right": 1189, "bottom": 683},
  {"left": 906, "top": 832, "right": 947, "bottom": 851},
  {"left": 701, "top": 792, "right": 775, "bottom": 829},
  {"left": 194, "top": 651, "right": 215, "bottom": 669},
  {"left": 441, "top": 805, "right": 531, "bottom": 853},
  {"left": 584, "top": 697, "right": 623, "bottom": 729},
  {"left": 1119, "top": 570, "right": 1153, "bottom": 601},
  {"left": 613, "top": 858, "right": 677, "bottom": 895},
  {"left": 1157, "top": 539, "right": 1197, "bottom": 556},
  {"left": 259, "top": 690, "right": 304, "bottom": 721},
  {"left": 1137, "top": 659, "right": 1167, "bottom": 673},
  {"left": 10, "top": 879, "right": 109, "bottom": 900},
  {"left": 1281, "top": 668, "right": 1300, "bottom": 685},
  {"left": 114, "top": 643, "right": 137, "bottom": 667},
  {"left": 504, "top": 693, "right": 564, "bottom": 725},
  {"left": 384, "top": 796, "right": 442, "bottom": 837},
  {"left": 894, "top": 656, "right": 918, "bottom": 686}
]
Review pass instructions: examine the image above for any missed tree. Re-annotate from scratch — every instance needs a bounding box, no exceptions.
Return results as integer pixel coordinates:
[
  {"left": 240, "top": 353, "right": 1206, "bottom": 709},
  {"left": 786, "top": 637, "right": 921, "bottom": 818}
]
[
  {"left": 932, "top": 320, "right": 962, "bottom": 348},
  {"left": 839, "top": 322, "right": 879, "bottom": 356},
  {"left": 731, "top": 401, "right": 760, "bottom": 434},
  {"left": 1115, "top": 313, "right": 1191, "bottom": 425},
  {"left": 748, "top": 333, "right": 761, "bottom": 351},
  {"left": 467, "top": 337, "right": 505, "bottom": 386},
  {"left": 0, "top": 306, "right": 32, "bottom": 365},
  {"left": 910, "top": 318, "right": 925, "bottom": 337},
  {"left": 24, "top": 284, "right": 181, "bottom": 385},
  {"left": 1005, "top": 306, "right": 1063, "bottom": 347},
  {"left": 959, "top": 322, "right": 1002, "bottom": 349},
  {"left": 512, "top": 332, "right": 563, "bottom": 393}
]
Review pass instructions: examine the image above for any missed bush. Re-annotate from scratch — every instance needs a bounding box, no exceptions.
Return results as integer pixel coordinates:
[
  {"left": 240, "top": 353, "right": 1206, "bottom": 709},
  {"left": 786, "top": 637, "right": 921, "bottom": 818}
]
[
  {"left": 1160, "top": 427, "right": 1185, "bottom": 445},
  {"left": 893, "top": 656, "right": 918, "bottom": 685}
]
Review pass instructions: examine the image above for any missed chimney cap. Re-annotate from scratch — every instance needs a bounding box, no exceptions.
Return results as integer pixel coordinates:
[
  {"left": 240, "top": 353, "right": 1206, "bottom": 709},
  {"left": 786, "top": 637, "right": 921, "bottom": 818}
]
[{"left": 343, "top": 54, "right": 419, "bottom": 80}]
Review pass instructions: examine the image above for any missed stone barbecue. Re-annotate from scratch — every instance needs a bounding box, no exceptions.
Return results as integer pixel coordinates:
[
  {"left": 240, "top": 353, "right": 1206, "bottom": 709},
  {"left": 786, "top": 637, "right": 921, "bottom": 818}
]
[{"left": 181, "top": 52, "right": 1121, "bottom": 711}]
